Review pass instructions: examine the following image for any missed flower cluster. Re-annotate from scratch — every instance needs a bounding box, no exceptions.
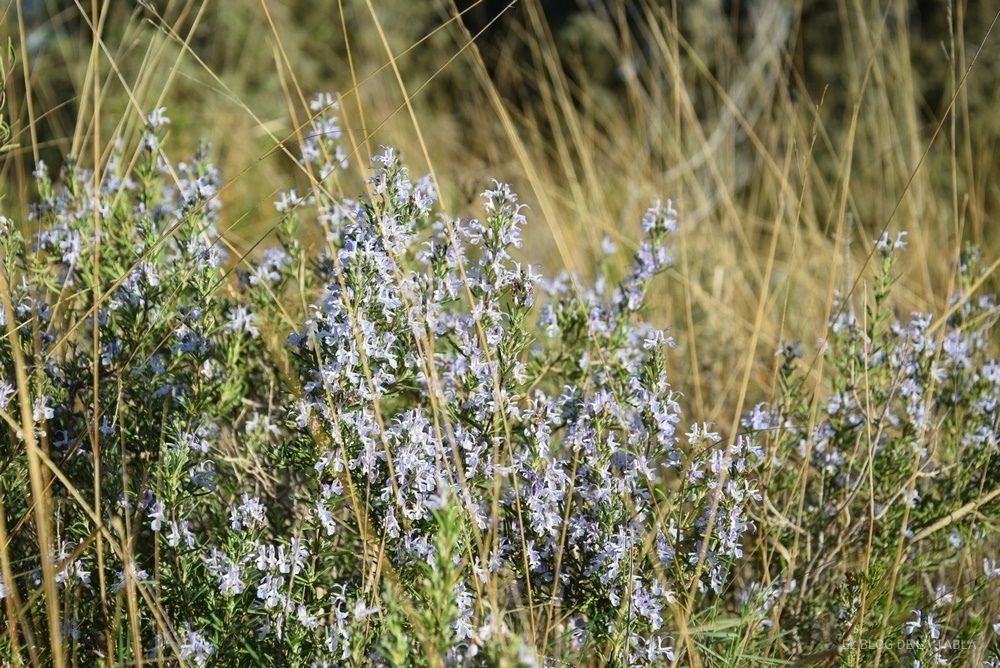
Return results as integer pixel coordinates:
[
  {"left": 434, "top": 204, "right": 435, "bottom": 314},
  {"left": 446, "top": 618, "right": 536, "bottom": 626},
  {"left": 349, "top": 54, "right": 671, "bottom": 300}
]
[{"left": 753, "top": 236, "right": 1000, "bottom": 661}]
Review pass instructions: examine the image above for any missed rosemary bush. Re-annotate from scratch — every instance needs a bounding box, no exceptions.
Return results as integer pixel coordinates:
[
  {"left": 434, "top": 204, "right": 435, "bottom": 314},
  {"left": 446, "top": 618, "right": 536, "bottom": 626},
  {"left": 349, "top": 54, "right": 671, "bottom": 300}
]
[{"left": 0, "top": 100, "right": 997, "bottom": 666}]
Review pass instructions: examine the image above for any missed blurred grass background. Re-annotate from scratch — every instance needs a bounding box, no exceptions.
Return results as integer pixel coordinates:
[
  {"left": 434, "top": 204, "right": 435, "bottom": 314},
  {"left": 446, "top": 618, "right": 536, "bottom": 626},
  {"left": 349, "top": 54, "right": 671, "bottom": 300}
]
[{"left": 2, "top": 0, "right": 998, "bottom": 425}]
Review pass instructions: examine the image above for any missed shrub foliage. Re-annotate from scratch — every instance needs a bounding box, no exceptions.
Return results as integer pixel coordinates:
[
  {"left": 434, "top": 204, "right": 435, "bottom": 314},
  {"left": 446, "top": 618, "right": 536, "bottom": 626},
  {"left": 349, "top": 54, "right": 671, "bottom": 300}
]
[{"left": 0, "top": 101, "right": 997, "bottom": 666}]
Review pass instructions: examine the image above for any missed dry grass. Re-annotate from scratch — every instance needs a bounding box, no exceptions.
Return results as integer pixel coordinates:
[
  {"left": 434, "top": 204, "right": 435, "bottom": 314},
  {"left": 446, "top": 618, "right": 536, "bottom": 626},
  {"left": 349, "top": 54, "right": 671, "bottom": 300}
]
[{"left": 5, "top": 0, "right": 997, "bottom": 423}]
